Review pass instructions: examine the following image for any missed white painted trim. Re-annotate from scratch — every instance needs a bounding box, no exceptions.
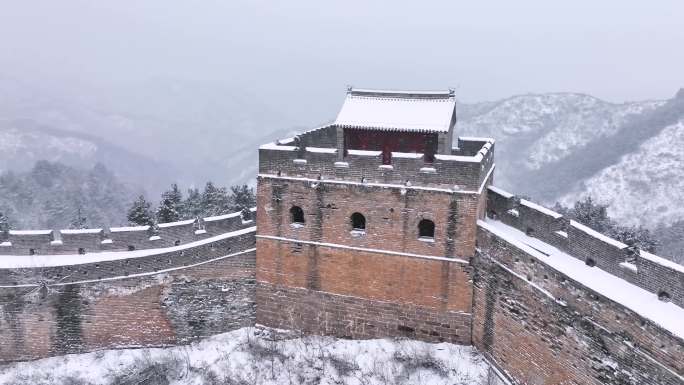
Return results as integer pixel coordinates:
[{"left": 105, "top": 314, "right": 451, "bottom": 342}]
[
  {"left": 256, "top": 234, "right": 469, "bottom": 264},
  {"left": 0, "top": 248, "right": 256, "bottom": 288}
]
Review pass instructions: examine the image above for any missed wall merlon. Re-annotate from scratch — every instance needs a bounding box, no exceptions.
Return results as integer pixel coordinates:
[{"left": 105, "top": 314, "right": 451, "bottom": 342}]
[
  {"left": 485, "top": 186, "right": 684, "bottom": 308},
  {"left": 259, "top": 137, "right": 494, "bottom": 191}
]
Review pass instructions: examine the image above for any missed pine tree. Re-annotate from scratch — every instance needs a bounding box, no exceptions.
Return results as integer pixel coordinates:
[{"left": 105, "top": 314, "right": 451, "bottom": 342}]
[
  {"left": 156, "top": 184, "right": 184, "bottom": 223},
  {"left": 201, "top": 182, "right": 230, "bottom": 217},
  {"left": 0, "top": 212, "right": 10, "bottom": 233},
  {"left": 183, "top": 187, "right": 203, "bottom": 219},
  {"left": 127, "top": 195, "right": 153, "bottom": 226},
  {"left": 570, "top": 197, "right": 612, "bottom": 233},
  {"left": 229, "top": 184, "right": 256, "bottom": 212},
  {"left": 69, "top": 207, "right": 88, "bottom": 229},
  {"left": 611, "top": 226, "right": 659, "bottom": 253}
]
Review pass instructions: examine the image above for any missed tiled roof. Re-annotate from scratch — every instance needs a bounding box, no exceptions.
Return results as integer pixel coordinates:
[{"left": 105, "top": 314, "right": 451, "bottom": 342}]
[{"left": 334, "top": 88, "right": 456, "bottom": 133}]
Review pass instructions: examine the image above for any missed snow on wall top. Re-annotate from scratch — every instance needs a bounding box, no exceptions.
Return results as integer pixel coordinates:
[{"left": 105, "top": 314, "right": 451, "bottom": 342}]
[
  {"left": 9, "top": 230, "right": 53, "bottom": 236},
  {"left": 479, "top": 218, "right": 684, "bottom": 340},
  {"left": 60, "top": 228, "right": 104, "bottom": 235},
  {"left": 0, "top": 226, "right": 256, "bottom": 269},
  {"left": 334, "top": 88, "right": 456, "bottom": 133}
]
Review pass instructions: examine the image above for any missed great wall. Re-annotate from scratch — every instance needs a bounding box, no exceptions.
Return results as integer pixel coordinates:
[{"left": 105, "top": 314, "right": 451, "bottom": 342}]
[{"left": 0, "top": 88, "right": 681, "bottom": 385}]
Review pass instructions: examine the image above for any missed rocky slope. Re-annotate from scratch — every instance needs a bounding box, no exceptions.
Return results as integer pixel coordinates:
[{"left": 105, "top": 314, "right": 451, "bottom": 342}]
[{"left": 458, "top": 90, "right": 684, "bottom": 229}]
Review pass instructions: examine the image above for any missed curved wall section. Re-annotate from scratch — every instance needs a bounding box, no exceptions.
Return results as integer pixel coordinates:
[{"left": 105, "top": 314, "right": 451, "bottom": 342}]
[{"left": 0, "top": 210, "right": 257, "bottom": 363}]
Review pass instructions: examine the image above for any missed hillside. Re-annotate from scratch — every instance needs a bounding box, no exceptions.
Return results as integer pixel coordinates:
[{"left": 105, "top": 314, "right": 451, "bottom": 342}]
[
  {"left": 458, "top": 90, "right": 684, "bottom": 228},
  {"left": 0, "top": 119, "right": 179, "bottom": 195},
  {"left": 0, "top": 76, "right": 298, "bottom": 189},
  {"left": 0, "top": 161, "right": 136, "bottom": 229}
]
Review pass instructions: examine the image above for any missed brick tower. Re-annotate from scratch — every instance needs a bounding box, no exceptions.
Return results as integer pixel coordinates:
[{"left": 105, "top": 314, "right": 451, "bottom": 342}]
[{"left": 256, "top": 88, "right": 495, "bottom": 343}]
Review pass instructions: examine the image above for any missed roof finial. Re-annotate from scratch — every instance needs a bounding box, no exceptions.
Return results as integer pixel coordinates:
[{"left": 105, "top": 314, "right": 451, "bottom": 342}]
[{"left": 346, "top": 85, "right": 353, "bottom": 94}]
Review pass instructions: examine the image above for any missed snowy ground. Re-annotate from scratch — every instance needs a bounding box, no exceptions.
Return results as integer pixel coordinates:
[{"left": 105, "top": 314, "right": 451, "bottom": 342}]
[{"left": 0, "top": 327, "right": 505, "bottom": 385}]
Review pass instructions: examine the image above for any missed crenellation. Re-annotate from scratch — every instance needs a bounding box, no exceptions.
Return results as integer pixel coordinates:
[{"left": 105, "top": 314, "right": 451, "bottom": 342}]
[
  {"left": 486, "top": 185, "right": 684, "bottom": 309},
  {"left": 259, "top": 137, "right": 494, "bottom": 191}
]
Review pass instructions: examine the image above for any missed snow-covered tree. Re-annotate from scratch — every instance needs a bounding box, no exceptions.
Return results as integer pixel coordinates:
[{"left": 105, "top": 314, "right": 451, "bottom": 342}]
[
  {"left": 201, "top": 182, "right": 230, "bottom": 217},
  {"left": 229, "top": 184, "right": 256, "bottom": 212},
  {"left": 569, "top": 197, "right": 612, "bottom": 233},
  {"left": 0, "top": 212, "right": 10, "bottom": 233},
  {"left": 69, "top": 207, "right": 88, "bottom": 229},
  {"left": 157, "top": 184, "right": 183, "bottom": 223},
  {"left": 557, "top": 197, "right": 658, "bottom": 253},
  {"left": 182, "top": 187, "right": 203, "bottom": 219},
  {"left": 127, "top": 195, "right": 153, "bottom": 226},
  {"left": 612, "top": 226, "right": 659, "bottom": 253}
]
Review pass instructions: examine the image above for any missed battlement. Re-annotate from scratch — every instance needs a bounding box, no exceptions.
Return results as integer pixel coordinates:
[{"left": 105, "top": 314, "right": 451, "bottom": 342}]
[
  {"left": 0, "top": 207, "right": 256, "bottom": 257},
  {"left": 486, "top": 186, "right": 684, "bottom": 308},
  {"left": 259, "top": 133, "right": 495, "bottom": 192}
]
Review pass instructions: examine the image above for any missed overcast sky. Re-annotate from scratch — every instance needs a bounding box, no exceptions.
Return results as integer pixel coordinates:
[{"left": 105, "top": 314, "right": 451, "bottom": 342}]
[{"left": 1, "top": 0, "right": 682, "bottom": 124}]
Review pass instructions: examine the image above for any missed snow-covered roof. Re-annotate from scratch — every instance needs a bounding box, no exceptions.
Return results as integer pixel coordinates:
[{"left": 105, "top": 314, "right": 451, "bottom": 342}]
[{"left": 334, "top": 88, "right": 456, "bottom": 133}]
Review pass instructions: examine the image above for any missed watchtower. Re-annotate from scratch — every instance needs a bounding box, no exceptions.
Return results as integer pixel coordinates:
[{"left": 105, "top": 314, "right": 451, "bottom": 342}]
[{"left": 256, "top": 88, "right": 495, "bottom": 343}]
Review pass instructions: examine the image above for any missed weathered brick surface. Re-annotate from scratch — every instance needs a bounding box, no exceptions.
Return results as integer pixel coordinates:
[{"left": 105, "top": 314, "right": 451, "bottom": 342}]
[
  {"left": 0, "top": 242, "right": 256, "bottom": 363},
  {"left": 257, "top": 282, "right": 472, "bottom": 344},
  {"left": 256, "top": 238, "right": 473, "bottom": 312},
  {"left": 257, "top": 177, "right": 486, "bottom": 259},
  {"left": 473, "top": 227, "right": 684, "bottom": 385},
  {"left": 487, "top": 187, "right": 684, "bottom": 308},
  {"left": 258, "top": 138, "right": 494, "bottom": 192}
]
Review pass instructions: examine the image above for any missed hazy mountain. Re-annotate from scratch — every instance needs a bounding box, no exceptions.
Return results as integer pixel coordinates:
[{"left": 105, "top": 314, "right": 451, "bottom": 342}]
[
  {"left": 0, "top": 161, "right": 135, "bottom": 229},
  {"left": 0, "top": 119, "right": 179, "bottom": 195},
  {"left": 0, "top": 76, "right": 299, "bottom": 190},
  {"left": 458, "top": 90, "right": 684, "bottom": 229}
]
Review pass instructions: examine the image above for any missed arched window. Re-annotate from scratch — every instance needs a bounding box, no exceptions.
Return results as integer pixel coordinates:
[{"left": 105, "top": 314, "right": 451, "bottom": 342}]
[
  {"left": 585, "top": 258, "right": 596, "bottom": 267},
  {"left": 78, "top": 247, "right": 86, "bottom": 255},
  {"left": 290, "top": 205, "right": 305, "bottom": 224},
  {"left": 128, "top": 245, "right": 136, "bottom": 251},
  {"left": 418, "top": 219, "right": 435, "bottom": 239},
  {"left": 174, "top": 240, "right": 181, "bottom": 246},
  {"left": 350, "top": 212, "right": 366, "bottom": 231}
]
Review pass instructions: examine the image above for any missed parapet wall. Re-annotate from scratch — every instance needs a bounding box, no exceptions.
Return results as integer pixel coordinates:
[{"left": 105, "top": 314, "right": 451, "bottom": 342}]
[
  {"left": 259, "top": 136, "right": 495, "bottom": 192},
  {"left": 473, "top": 229, "right": 684, "bottom": 384},
  {"left": 0, "top": 208, "right": 256, "bottom": 257},
  {"left": 0, "top": 208, "right": 258, "bottom": 363},
  {"left": 486, "top": 186, "right": 684, "bottom": 308}
]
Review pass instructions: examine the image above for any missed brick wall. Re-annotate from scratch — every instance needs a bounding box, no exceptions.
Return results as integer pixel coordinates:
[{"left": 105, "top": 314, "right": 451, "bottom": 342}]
[
  {"left": 473, "top": 226, "right": 684, "bottom": 385},
  {"left": 257, "top": 177, "right": 485, "bottom": 259},
  {"left": 256, "top": 239, "right": 473, "bottom": 344},
  {"left": 0, "top": 233, "right": 256, "bottom": 362},
  {"left": 258, "top": 138, "right": 494, "bottom": 192},
  {"left": 254, "top": 172, "right": 487, "bottom": 345},
  {"left": 0, "top": 210, "right": 254, "bottom": 256},
  {"left": 486, "top": 186, "right": 684, "bottom": 308}
]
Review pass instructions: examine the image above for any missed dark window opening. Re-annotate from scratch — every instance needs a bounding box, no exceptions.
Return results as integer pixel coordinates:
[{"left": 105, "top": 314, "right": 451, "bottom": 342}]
[
  {"left": 174, "top": 240, "right": 181, "bottom": 246},
  {"left": 585, "top": 258, "right": 596, "bottom": 267},
  {"left": 418, "top": 219, "right": 435, "bottom": 238},
  {"left": 290, "top": 206, "right": 305, "bottom": 224},
  {"left": 29, "top": 248, "right": 36, "bottom": 255},
  {"left": 658, "top": 291, "right": 671, "bottom": 302},
  {"left": 350, "top": 212, "right": 366, "bottom": 231},
  {"left": 78, "top": 247, "right": 86, "bottom": 255},
  {"left": 127, "top": 245, "right": 135, "bottom": 251},
  {"left": 526, "top": 227, "right": 535, "bottom": 236}
]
